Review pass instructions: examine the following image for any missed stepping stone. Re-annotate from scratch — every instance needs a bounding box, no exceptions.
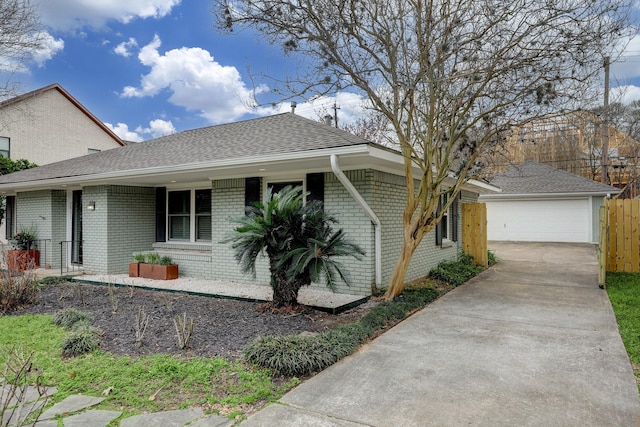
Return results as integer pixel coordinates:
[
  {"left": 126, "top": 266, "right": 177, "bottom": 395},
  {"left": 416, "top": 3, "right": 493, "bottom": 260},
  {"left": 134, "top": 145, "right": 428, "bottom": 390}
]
[
  {"left": 2, "top": 385, "right": 58, "bottom": 407},
  {"left": 62, "top": 409, "right": 122, "bottom": 427},
  {"left": 1, "top": 400, "right": 47, "bottom": 426},
  {"left": 32, "top": 420, "right": 58, "bottom": 427},
  {"left": 39, "top": 395, "right": 105, "bottom": 420},
  {"left": 188, "top": 414, "right": 234, "bottom": 426},
  {"left": 119, "top": 408, "right": 203, "bottom": 427}
]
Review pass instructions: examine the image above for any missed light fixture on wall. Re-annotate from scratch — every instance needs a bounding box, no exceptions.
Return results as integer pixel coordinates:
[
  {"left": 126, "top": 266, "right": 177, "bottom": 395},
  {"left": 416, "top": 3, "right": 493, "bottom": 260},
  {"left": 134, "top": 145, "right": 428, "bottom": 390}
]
[{"left": 87, "top": 201, "right": 96, "bottom": 211}]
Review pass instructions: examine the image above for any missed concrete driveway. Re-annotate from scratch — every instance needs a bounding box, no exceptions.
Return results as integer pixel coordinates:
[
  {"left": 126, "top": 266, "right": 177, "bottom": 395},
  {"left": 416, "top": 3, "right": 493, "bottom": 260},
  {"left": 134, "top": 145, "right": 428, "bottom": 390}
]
[{"left": 241, "top": 242, "right": 640, "bottom": 426}]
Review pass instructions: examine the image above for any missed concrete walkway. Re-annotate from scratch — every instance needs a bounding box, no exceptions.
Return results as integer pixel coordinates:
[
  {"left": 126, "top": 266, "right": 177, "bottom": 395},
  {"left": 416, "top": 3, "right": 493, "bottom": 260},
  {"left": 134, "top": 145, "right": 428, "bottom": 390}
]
[{"left": 239, "top": 242, "right": 640, "bottom": 426}]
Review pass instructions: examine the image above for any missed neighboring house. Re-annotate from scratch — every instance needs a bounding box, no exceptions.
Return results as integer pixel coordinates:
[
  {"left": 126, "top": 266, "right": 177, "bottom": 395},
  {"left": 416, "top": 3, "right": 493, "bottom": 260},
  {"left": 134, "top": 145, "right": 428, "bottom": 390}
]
[
  {"left": 480, "top": 161, "right": 619, "bottom": 244},
  {"left": 0, "top": 83, "right": 125, "bottom": 240},
  {"left": 0, "top": 113, "right": 497, "bottom": 296},
  {"left": 0, "top": 83, "right": 124, "bottom": 165}
]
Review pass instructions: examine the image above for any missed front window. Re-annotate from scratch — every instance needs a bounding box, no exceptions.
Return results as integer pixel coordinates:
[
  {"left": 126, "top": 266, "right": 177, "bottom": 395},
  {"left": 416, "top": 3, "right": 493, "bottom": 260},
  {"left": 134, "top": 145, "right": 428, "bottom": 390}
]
[
  {"left": 268, "top": 180, "right": 303, "bottom": 195},
  {"left": 168, "top": 189, "right": 211, "bottom": 242},
  {"left": 441, "top": 194, "right": 449, "bottom": 240},
  {"left": 0, "top": 137, "right": 10, "bottom": 158}
]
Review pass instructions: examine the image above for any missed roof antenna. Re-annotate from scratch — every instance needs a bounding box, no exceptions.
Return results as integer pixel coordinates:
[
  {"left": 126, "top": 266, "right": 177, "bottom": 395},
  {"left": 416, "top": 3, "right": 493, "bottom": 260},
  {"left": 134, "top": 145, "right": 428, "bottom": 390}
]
[{"left": 290, "top": 101, "right": 297, "bottom": 114}]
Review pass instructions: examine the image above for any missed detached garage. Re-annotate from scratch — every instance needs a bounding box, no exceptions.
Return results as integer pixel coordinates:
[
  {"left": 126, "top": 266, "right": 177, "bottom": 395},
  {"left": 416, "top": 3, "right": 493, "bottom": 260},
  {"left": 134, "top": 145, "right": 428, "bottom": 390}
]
[{"left": 479, "top": 161, "right": 619, "bottom": 243}]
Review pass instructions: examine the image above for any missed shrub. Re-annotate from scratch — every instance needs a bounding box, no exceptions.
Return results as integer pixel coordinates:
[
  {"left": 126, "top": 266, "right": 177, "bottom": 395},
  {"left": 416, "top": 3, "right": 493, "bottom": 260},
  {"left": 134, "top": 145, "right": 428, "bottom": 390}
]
[
  {"left": 428, "top": 254, "right": 480, "bottom": 286},
  {"left": 53, "top": 308, "right": 90, "bottom": 329},
  {"left": 488, "top": 250, "right": 498, "bottom": 266},
  {"left": 61, "top": 325, "right": 99, "bottom": 357},
  {"left": 244, "top": 286, "right": 440, "bottom": 376},
  {"left": 0, "top": 269, "right": 39, "bottom": 313}
]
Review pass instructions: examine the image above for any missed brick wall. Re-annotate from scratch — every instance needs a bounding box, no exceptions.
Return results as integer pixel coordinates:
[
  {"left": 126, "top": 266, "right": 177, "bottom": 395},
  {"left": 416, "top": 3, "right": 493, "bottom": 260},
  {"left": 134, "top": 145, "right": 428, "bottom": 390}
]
[
  {"left": 371, "top": 171, "right": 466, "bottom": 286},
  {"left": 323, "top": 170, "right": 375, "bottom": 295},
  {"left": 211, "top": 178, "right": 271, "bottom": 285},
  {"left": 83, "top": 185, "right": 155, "bottom": 274},
  {"left": 0, "top": 89, "right": 121, "bottom": 165}
]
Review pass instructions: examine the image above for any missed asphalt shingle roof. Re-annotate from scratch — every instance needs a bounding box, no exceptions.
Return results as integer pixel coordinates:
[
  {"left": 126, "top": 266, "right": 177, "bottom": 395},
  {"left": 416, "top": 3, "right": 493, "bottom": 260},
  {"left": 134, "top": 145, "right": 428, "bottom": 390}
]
[
  {"left": 489, "top": 161, "right": 620, "bottom": 195},
  {"left": 0, "top": 113, "right": 370, "bottom": 185}
]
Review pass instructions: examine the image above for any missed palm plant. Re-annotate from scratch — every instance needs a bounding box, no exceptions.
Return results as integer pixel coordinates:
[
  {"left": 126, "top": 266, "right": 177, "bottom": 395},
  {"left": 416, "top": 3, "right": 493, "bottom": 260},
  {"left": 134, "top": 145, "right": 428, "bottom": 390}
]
[{"left": 225, "top": 185, "right": 364, "bottom": 308}]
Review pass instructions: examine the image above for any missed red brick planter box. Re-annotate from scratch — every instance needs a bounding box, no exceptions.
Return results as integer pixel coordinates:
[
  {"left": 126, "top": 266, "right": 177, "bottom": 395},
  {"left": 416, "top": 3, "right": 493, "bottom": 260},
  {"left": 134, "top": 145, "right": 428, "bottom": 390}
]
[
  {"left": 128, "top": 263, "right": 140, "bottom": 277},
  {"left": 137, "top": 263, "right": 178, "bottom": 280},
  {"left": 7, "top": 250, "right": 40, "bottom": 271}
]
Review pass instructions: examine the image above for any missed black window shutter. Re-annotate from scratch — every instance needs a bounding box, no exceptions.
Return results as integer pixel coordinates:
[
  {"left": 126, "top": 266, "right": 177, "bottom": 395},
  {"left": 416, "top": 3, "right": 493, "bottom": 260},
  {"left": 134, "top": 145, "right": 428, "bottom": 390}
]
[
  {"left": 306, "top": 173, "right": 324, "bottom": 208},
  {"left": 451, "top": 194, "right": 459, "bottom": 242},
  {"left": 155, "top": 187, "right": 166, "bottom": 242},
  {"left": 245, "top": 177, "right": 261, "bottom": 214},
  {"left": 5, "top": 195, "right": 14, "bottom": 237},
  {"left": 435, "top": 196, "right": 443, "bottom": 246}
]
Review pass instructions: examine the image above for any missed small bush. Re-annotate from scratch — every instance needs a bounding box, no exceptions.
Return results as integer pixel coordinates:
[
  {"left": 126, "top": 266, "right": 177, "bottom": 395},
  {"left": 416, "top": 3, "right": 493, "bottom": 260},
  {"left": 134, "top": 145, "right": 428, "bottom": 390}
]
[
  {"left": 0, "top": 270, "right": 39, "bottom": 313},
  {"left": 488, "top": 250, "right": 498, "bottom": 266},
  {"left": 428, "top": 254, "right": 480, "bottom": 286},
  {"left": 61, "top": 326, "right": 99, "bottom": 357},
  {"left": 244, "top": 286, "right": 440, "bottom": 376},
  {"left": 53, "top": 308, "right": 90, "bottom": 329}
]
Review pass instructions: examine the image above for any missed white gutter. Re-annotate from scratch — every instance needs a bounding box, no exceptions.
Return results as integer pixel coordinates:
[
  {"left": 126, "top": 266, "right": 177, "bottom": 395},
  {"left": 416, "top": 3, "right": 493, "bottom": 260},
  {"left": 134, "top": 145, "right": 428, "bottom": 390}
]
[{"left": 330, "top": 154, "right": 382, "bottom": 289}]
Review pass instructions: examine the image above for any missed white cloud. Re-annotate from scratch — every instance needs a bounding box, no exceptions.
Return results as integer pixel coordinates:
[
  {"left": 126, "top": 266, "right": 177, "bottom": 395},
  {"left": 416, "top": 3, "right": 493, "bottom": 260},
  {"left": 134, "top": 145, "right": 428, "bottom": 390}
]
[
  {"left": 105, "top": 122, "right": 144, "bottom": 142},
  {"left": 272, "top": 92, "right": 370, "bottom": 127},
  {"left": 612, "top": 85, "right": 640, "bottom": 104},
  {"left": 121, "top": 35, "right": 263, "bottom": 124},
  {"left": 31, "top": 32, "right": 64, "bottom": 67},
  {"left": 114, "top": 38, "right": 138, "bottom": 57},
  {"left": 135, "top": 118, "right": 176, "bottom": 138},
  {"left": 106, "top": 118, "right": 175, "bottom": 142},
  {"left": 36, "top": 0, "right": 181, "bottom": 31}
]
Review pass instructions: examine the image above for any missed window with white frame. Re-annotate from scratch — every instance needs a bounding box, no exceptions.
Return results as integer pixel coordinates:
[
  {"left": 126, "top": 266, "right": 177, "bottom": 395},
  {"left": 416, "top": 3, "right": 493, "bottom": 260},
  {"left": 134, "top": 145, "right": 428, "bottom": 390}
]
[
  {"left": 168, "top": 189, "right": 211, "bottom": 241},
  {"left": 0, "top": 137, "right": 10, "bottom": 158}
]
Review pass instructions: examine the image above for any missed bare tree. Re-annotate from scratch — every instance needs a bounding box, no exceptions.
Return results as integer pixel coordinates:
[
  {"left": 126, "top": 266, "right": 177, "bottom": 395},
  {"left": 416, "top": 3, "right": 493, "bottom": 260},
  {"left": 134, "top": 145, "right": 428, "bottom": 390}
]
[
  {"left": 0, "top": 0, "right": 43, "bottom": 99},
  {"left": 342, "top": 111, "right": 391, "bottom": 146},
  {"left": 217, "top": 0, "right": 635, "bottom": 299}
]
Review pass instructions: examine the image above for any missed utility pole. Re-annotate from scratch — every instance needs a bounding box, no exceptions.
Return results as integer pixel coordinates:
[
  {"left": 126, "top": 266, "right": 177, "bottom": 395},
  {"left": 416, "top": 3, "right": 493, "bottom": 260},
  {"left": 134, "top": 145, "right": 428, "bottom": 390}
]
[
  {"left": 332, "top": 102, "right": 340, "bottom": 128},
  {"left": 602, "top": 56, "right": 610, "bottom": 185}
]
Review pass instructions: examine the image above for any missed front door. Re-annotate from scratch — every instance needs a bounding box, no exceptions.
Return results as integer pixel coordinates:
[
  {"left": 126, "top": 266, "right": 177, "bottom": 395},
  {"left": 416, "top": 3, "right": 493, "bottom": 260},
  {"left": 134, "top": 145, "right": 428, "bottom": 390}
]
[{"left": 71, "top": 190, "right": 83, "bottom": 264}]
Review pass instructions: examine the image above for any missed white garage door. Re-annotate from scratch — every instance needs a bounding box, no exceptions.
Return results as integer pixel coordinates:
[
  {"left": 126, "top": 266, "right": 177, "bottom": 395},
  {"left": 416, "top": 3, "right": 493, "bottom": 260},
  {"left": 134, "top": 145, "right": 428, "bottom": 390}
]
[{"left": 486, "top": 198, "right": 590, "bottom": 243}]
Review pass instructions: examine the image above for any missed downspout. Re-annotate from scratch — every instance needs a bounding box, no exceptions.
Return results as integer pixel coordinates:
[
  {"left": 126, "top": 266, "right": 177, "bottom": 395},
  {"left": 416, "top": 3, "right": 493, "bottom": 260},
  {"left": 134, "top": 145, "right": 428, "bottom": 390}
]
[{"left": 330, "top": 154, "right": 382, "bottom": 290}]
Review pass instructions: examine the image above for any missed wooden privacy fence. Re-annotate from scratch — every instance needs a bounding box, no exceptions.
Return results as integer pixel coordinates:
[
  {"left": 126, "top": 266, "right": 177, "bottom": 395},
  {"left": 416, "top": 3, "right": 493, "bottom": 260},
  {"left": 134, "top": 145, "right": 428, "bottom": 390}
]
[
  {"left": 462, "top": 202, "right": 488, "bottom": 267},
  {"left": 599, "top": 198, "right": 640, "bottom": 286}
]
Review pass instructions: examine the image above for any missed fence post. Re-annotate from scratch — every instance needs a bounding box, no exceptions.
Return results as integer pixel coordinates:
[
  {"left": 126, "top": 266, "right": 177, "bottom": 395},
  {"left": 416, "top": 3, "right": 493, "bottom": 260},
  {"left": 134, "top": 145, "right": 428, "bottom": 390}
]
[
  {"left": 462, "top": 202, "right": 488, "bottom": 267},
  {"left": 598, "top": 203, "right": 607, "bottom": 289}
]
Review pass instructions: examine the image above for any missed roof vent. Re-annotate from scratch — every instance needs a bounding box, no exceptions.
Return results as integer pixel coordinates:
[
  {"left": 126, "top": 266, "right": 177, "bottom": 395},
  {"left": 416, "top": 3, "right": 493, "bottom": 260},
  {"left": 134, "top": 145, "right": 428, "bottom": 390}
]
[{"left": 323, "top": 115, "right": 333, "bottom": 126}]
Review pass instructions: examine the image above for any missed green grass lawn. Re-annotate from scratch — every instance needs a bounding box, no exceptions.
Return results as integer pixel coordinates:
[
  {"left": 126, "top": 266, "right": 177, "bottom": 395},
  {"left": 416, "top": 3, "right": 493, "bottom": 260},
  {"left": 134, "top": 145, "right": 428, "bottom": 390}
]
[
  {"left": 0, "top": 314, "right": 298, "bottom": 421},
  {"left": 606, "top": 272, "right": 640, "bottom": 386}
]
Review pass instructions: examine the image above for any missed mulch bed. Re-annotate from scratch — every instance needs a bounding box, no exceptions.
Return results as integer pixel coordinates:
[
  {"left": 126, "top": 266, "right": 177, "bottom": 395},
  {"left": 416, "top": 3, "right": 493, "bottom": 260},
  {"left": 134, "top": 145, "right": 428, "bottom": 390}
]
[{"left": 12, "top": 281, "right": 376, "bottom": 360}]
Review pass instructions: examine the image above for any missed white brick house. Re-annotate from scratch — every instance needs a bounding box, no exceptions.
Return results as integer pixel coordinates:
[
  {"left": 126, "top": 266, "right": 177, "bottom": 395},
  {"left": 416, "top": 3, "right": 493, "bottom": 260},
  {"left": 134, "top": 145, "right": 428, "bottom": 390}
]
[
  {"left": 0, "top": 113, "right": 496, "bottom": 296},
  {"left": 0, "top": 83, "right": 125, "bottom": 241}
]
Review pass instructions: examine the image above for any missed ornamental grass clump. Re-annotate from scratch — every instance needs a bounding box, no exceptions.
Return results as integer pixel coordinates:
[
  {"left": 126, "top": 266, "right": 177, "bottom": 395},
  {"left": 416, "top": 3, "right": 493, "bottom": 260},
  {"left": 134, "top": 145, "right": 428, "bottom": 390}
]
[
  {"left": 61, "top": 324, "right": 100, "bottom": 357},
  {"left": 54, "top": 308, "right": 100, "bottom": 357},
  {"left": 53, "top": 307, "right": 90, "bottom": 329},
  {"left": 244, "top": 286, "right": 440, "bottom": 376}
]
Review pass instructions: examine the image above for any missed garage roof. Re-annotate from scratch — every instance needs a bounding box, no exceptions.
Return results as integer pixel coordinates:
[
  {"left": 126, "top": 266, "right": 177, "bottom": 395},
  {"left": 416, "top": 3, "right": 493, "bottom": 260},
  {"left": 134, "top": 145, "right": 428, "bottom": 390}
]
[{"left": 487, "top": 161, "right": 620, "bottom": 196}]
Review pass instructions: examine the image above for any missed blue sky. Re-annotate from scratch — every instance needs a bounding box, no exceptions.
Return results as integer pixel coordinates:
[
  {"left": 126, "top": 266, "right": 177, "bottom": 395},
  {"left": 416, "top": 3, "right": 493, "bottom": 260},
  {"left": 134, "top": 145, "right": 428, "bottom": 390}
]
[
  {"left": 12, "top": 1, "right": 640, "bottom": 142},
  {"left": 17, "top": 0, "right": 369, "bottom": 141}
]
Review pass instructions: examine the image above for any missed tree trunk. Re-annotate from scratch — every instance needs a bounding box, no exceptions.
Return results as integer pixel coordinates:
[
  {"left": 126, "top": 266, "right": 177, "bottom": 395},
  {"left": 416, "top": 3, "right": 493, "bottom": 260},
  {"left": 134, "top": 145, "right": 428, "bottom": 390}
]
[
  {"left": 271, "top": 270, "right": 301, "bottom": 308},
  {"left": 384, "top": 238, "right": 419, "bottom": 301}
]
